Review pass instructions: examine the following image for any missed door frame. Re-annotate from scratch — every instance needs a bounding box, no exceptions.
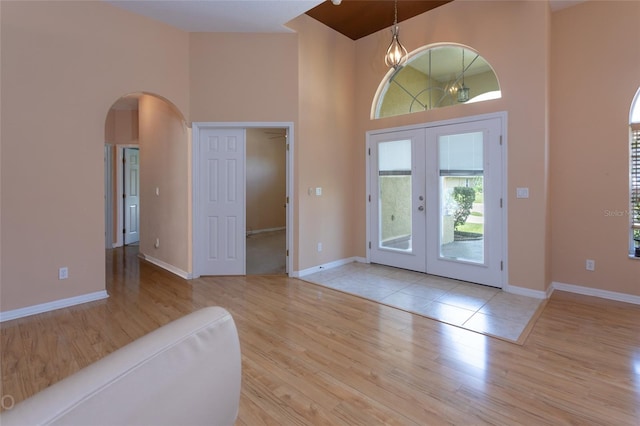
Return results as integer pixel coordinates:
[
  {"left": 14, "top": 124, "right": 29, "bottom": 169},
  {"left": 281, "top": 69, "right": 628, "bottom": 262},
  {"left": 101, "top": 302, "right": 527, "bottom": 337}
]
[
  {"left": 366, "top": 111, "right": 508, "bottom": 287},
  {"left": 114, "top": 144, "right": 139, "bottom": 248},
  {"left": 192, "top": 122, "right": 294, "bottom": 278},
  {"left": 104, "top": 144, "right": 113, "bottom": 249}
]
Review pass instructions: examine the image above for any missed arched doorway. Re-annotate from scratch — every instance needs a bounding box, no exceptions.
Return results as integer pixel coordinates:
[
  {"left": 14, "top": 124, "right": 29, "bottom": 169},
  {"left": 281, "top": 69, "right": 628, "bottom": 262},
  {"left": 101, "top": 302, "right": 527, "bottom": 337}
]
[{"left": 104, "top": 93, "right": 191, "bottom": 277}]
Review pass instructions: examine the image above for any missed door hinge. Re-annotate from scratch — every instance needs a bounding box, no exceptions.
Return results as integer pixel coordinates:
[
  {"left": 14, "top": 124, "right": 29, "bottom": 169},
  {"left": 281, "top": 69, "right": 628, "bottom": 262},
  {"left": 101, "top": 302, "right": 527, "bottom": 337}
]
[
  {"left": 499, "top": 135, "right": 503, "bottom": 146},
  {"left": 286, "top": 249, "right": 289, "bottom": 257},
  {"left": 500, "top": 261, "right": 504, "bottom": 271},
  {"left": 368, "top": 241, "right": 371, "bottom": 249},
  {"left": 500, "top": 198, "right": 503, "bottom": 208},
  {"left": 123, "top": 193, "right": 126, "bottom": 198},
  {"left": 286, "top": 144, "right": 290, "bottom": 151},
  {"left": 286, "top": 196, "right": 289, "bottom": 204},
  {"left": 368, "top": 194, "right": 371, "bottom": 202},
  {"left": 368, "top": 148, "right": 371, "bottom": 156},
  {"left": 123, "top": 228, "right": 126, "bottom": 234}
]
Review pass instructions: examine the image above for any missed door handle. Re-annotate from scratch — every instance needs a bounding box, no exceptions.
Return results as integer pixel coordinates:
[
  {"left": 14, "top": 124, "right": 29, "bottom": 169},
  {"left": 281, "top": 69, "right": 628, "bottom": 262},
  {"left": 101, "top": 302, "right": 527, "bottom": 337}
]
[{"left": 418, "top": 205, "right": 425, "bottom": 211}]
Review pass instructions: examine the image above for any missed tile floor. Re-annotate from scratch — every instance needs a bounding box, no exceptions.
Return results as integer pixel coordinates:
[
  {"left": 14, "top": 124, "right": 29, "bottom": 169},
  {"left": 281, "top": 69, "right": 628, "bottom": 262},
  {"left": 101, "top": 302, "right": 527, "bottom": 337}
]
[{"left": 304, "top": 262, "right": 544, "bottom": 343}]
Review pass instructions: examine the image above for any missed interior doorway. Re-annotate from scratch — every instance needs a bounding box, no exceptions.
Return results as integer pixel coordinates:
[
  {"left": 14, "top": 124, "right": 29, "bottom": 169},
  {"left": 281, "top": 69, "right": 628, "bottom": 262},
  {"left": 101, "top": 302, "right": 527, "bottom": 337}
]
[
  {"left": 245, "top": 128, "right": 287, "bottom": 275},
  {"left": 105, "top": 95, "right": 141, "bottom": 249},
  {"left": 104, "top": 93, "right": 190, "bottom": 282},
  {"left": 192, "top": 122, "right": 294, "bottom": 278}
]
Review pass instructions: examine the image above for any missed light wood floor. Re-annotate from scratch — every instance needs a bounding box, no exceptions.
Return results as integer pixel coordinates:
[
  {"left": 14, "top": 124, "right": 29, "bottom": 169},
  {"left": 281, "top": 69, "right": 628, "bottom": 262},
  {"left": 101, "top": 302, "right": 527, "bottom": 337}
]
[{"left": 1, "top": 246, "right": 639, "bottom": 424}]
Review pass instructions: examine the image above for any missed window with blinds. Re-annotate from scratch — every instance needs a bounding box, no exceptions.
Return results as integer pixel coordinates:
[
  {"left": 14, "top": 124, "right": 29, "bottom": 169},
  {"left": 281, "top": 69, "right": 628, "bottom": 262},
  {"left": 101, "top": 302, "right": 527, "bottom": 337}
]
[{"left": 631, "top": 128, "right": 640, "bottom": 256}]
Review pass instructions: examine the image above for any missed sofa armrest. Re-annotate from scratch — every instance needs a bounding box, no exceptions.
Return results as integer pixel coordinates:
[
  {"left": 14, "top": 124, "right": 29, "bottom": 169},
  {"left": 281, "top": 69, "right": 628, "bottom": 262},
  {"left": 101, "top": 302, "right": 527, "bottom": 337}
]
[{"left": 1, "top": 307, "right": 241, "bottom": 426}]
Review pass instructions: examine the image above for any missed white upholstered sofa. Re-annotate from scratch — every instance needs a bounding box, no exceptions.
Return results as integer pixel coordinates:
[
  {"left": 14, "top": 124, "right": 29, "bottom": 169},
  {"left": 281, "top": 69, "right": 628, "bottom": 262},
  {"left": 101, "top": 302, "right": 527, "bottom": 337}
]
[{"left": 0, "top": 307, "right": 242, "bottom": 426}]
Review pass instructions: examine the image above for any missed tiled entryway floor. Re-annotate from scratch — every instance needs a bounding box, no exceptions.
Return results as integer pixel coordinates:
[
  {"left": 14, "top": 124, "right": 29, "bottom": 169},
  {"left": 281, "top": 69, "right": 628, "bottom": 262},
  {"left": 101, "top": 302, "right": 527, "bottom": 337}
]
[{"left": 304, "top": 262, "right": 544, "bottom": 343}]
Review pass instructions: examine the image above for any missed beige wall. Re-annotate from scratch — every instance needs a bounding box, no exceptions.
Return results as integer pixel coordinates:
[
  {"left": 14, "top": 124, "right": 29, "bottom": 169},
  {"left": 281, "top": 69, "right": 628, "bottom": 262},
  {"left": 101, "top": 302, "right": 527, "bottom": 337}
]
[
  {"left": 189, "top": 33, "right": 298, "bottom": 123},
  {"left": 550, "top": 1, "right": 640, "bottom": 295},
  {"left": 114, "top": 110, "right": 139, "bottom": 145},
  {"left": 0, "top": 1, "right": 189, "bottom": 311},
  {"left": 104, "top": 109, "right": 139, "bottom": 146},
  {"left": 138, "top": 95, "right": 190, "bottom": 272},
  {"left": 287, "top": 14, "right": 358, "bottom": 270},
  {"left": 1, "top": 0, "right": 639, "bottom": 314},
  {"left": 354, "top": 0, "right": 551, "bottom": 292},
  {"left": 105, "top": 109, "right": 116, "bottom": 144},
  {"left": 246, "top": 129, "right": 286, "bottom": 232}
]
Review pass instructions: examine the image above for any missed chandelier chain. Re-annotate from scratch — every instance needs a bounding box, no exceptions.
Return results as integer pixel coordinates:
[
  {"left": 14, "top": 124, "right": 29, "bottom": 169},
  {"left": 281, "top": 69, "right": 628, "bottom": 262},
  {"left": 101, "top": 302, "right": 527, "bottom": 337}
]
[{"left": 394, "top": 0, "right": 398, "bottom": 26}]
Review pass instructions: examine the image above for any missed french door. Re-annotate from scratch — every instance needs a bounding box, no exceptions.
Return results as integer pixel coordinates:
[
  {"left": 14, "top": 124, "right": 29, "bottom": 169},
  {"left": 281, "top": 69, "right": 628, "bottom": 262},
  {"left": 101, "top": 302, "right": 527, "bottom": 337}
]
[
  {"left": 369, "top": 129, "right": 427, "bottom": 272},
  {"left": 369, "top": 116, "right": 504, "bottom": 287}
]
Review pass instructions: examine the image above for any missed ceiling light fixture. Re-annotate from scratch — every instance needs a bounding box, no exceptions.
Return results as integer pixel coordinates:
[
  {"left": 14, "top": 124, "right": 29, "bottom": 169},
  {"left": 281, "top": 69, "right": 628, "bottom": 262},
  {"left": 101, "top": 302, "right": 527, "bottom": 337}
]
[
  {"left": 457, "top": 49, "right": 470, "bottom": 103},
  {"left": 331, "top": 0, "right": 342, "bottom": 5},
  {"left": 384, "top": 0, "right": 408, "bottom": 70}
]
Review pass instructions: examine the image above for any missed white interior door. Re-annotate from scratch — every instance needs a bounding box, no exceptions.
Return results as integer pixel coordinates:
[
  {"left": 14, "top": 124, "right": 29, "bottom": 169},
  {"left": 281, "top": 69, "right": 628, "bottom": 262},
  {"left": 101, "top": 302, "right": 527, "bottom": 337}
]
[
  {"left": 368, "top": 116, "right": 505, "bottom": 287},
  {"left": 197, "top": 128, "right": 246, "bottom": 275},
  {"left": 426, "top": 118, "right": 503, "bottom": 287},
  {"left": 123, "top": 147, "right": 140, "bottom": 245},
  {"left": 369, "top": 129, "right": 427, "bottom": 272}
]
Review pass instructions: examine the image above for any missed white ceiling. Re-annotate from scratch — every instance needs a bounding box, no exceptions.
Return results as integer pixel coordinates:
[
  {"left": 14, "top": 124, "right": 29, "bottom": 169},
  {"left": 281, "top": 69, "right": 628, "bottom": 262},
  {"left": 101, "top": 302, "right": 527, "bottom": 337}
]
[
  {"left": 104, "top": 0, "right": 324, "bottom": 33},
  {"left": 104, "top": 1, "right": 587, "bottom": 34}
]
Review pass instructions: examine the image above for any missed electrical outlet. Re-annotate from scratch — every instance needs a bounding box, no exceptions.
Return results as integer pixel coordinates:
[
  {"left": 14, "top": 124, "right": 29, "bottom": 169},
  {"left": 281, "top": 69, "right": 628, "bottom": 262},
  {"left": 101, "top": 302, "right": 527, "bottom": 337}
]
[
  {"left": 58, "top": 267, "right": 69, "bottom": 280},
  {"left": 585, "top": 259, "right": 595, "bottom": 271}
]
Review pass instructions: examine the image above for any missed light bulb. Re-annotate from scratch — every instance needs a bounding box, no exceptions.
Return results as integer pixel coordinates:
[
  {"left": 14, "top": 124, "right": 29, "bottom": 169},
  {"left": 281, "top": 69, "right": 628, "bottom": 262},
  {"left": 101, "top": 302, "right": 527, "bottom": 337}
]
[{"left": 384, "top": 26, "right": 408, "bottom": 69}]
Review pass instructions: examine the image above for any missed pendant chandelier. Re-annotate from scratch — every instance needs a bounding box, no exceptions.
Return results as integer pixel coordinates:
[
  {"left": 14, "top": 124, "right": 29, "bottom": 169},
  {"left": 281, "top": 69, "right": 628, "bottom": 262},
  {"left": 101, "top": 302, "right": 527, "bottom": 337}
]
[
  {"left": 457, "top": 49, "right": 470, "bottom": 103},
  {"left": 384, "top": 0, "right": 408, "bottom": 70}
]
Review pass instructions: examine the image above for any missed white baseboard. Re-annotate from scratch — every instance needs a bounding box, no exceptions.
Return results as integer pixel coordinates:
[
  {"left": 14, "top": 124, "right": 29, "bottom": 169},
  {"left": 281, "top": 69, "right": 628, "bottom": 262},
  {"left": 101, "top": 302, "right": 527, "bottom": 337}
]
[
  {"left": 142, "top": 254, "right": 193, "bottom": 279},
  {"left": 551, "top": 281, "right": 640, "bottom": 305},
  {"left": 502, "top": 283, "right": 549, "bottom": 299},
  {"left": 0, "top": 290, "right": 109, "bottom": 323},
  {"left": 247, "top": 227, "right": 285, "bottom": 235},
  {"left": 293, "top": 256, "right": 366, "bottom": 278}
]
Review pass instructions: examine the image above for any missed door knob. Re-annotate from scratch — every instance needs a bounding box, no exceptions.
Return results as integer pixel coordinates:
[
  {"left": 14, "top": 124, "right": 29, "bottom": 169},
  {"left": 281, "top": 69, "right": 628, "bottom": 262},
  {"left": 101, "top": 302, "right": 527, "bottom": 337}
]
[{"left": 418, "top": 205, "right": 425, "bottom": 211}]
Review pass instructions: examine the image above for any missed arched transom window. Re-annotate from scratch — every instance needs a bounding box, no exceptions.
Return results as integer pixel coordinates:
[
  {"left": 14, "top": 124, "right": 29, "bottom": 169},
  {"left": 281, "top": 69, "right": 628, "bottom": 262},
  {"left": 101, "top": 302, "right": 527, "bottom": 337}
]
[{"left": 373, "top": 44, "right": 501, "bottom": 119}]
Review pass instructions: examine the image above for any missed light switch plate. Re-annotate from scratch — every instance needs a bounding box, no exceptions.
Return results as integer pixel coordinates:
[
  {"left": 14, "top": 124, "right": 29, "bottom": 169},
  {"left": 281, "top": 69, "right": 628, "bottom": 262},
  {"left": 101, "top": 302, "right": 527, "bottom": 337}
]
[{"left": 516, "top": 187, "right": 529, "bottom": 198}]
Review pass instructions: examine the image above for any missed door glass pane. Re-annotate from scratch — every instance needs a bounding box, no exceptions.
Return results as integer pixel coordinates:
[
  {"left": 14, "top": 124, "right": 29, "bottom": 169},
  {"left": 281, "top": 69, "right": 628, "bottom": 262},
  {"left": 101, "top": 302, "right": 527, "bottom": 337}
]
[
  {"left": 378, "top": 140, "right": 412, "bottom": 252},
  {"left": 438, "top": 132, "right": 484, "bottom": 263}
]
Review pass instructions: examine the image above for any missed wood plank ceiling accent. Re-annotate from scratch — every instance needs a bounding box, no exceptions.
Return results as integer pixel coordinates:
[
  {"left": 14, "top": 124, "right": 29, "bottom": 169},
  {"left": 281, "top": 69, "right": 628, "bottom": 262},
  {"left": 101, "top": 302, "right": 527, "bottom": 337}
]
[{"left": 305, "top": 0, "right": 452, "bottom": 40}]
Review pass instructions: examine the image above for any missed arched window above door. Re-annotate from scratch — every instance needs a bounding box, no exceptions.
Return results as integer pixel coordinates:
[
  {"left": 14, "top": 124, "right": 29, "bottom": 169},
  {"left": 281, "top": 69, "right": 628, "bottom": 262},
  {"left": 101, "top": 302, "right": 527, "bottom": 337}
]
[{"left": 373, "top": 44, "right": 501, "bottom": 119}]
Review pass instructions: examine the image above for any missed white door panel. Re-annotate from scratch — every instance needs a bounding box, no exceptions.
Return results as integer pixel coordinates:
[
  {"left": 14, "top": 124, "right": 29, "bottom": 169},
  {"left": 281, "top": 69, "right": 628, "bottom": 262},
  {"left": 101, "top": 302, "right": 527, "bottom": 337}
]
[
  {"left": 426, "top": 118, "right": 503, "bottom": 287},
  {"left": 198, "top": 128, "right": 246, "bottom": 275},
  {"left": 123, "top": 148, "right": 140, "bottom": 245},
  {"left": 369, "top": 129, "right": 426, "bottom": 273}
]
